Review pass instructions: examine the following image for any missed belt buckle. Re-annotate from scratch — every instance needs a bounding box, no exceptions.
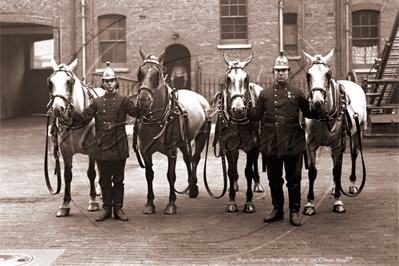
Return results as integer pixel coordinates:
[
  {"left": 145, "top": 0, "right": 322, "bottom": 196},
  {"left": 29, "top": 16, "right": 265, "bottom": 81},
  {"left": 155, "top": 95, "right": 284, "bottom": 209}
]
[
  {"left": 277, "top": 117, "right": 285, "bottom": 125},
  {"left": 104, "top": 122, "right": 112, "bottom": 130}
]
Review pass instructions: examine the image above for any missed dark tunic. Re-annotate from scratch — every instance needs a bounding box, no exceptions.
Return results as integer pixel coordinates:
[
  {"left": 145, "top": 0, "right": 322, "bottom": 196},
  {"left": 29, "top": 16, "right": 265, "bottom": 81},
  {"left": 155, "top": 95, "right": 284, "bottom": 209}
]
[
  {"left": 73, "top": 92, "right": 140, "bottom": 161},
  {"left": 247, "top": 82, "right": 316, "bottom": 158}
]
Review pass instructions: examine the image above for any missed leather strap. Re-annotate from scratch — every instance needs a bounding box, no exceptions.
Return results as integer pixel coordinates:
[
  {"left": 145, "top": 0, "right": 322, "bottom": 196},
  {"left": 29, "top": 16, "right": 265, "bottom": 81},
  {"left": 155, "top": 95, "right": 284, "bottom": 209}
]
[{"left": 264, "top": 116, "right": 299, "bottom": 125}]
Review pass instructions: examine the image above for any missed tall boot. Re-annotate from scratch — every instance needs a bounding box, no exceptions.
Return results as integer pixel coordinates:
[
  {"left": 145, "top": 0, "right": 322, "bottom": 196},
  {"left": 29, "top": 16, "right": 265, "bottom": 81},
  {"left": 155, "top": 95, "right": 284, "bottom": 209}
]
[
  {"left": 263, "top": 183, "right": 284, "bottom": 222},
  {"left": 114, "top": 205, "right": 129, "bottom": 221},
  {"left": 288, "top": 183, "right": 301, "bottom": 226},
  {"left": 95, "top": 206, "right": 112, "bottom": 222},
  {"left": 95, "top": 187, "right": 113, "bottom": 222}
]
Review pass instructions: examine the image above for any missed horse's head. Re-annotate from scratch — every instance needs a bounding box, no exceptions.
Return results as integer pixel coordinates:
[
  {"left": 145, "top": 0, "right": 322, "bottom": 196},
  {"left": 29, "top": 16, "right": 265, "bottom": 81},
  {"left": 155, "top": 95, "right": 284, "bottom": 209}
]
[
  {"left": 137, "top": 48, "right": 166, "bottom": 110},
  {"left": 48, "top": 59, "right": 78, "bottom": 119},
  {"left": 223, "top": 53, "right": 253, "bottom": 121},
  {"left": 303, "top": 49, "right": 334, "bottom": 112}
]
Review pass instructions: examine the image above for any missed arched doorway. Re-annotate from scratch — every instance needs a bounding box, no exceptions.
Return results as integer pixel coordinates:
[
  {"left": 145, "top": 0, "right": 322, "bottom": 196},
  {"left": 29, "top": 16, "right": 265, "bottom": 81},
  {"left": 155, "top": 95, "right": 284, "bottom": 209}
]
[{"left": 164, "top": 44, "right": 191, "bottom": 90}]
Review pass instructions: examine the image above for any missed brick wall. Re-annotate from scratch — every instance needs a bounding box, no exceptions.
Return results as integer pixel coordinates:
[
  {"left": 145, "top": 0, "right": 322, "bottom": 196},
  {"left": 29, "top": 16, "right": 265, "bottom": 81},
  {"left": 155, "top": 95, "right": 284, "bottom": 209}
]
[{"left": 2, "top": 0, "right": 398, "bottom": 98}]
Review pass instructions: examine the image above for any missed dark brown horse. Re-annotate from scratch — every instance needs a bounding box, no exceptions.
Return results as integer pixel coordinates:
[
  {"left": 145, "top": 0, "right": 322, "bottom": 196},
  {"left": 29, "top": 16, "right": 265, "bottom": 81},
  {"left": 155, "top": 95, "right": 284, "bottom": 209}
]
[
  {"left": 47, "top": 59, "right": 104, "bottom": 217},
  {"left": 135, "top": 48, "right": 211, "bottom": 215},
  {"left": 211, "top": 53, "right": 264, "bottom": 213},
  {"left": 303, "top": 50, "right": 367, "bottom": 215}
]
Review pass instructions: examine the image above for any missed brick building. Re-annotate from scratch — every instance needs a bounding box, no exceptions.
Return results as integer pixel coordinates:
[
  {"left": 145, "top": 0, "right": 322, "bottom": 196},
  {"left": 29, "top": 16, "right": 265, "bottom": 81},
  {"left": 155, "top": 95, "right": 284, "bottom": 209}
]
[{"left": 1, "top": 0, "right": 398, "bottom": 118}]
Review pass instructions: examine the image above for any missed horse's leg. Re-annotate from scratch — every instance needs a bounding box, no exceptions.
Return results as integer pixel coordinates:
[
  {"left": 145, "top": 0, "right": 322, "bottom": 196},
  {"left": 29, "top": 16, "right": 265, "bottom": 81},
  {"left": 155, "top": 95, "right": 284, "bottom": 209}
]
[
  {"left": 142, "top": 154, "right": 156, "bottom": 214},
  {"left": 243, "top": 150, "right": 256, "bottom": 213},
  {"left": 165, "top": 155, "right": 177, "bottom": 215},
  {"left": 252, "top": 149, "right": 264, "bottom": 193},
  {"left": 180, "top": 142, "right": 201, "bottom": 198},
  {"left": 349, "top": 133, "right": 359, "bottom": 194},
  {"left": 57, "top": 154, "right": 72, "bottom": 217},
  {"left": 332, "top": 148, "right": 346, "bottom": 213},
  {"left": 226, "top": 151, "right": 239, "bottom": 212},
  {"left": 227, "top": 150, "right": 239, "bottom": 192},
  {"left": 87, "top": 159, "right": 99, "bottom": 212},
  {"left": 303, "top": 148, "right": 317, "bottom": 216}
]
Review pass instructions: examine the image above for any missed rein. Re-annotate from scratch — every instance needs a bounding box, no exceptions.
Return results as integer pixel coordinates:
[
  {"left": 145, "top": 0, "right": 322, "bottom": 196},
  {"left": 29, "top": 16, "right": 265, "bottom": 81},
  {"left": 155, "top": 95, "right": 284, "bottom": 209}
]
[
  {"left": 202, "top": 92, "right": 228, "bottom": 199},
  {"left": 44, "top": 114, "right": 61, "bottom": 195}
]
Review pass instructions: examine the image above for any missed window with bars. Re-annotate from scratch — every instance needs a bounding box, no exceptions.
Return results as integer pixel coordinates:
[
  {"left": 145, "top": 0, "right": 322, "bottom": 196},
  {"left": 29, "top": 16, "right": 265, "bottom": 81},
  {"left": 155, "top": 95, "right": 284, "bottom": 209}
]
[
  {"left": 284, "top": 13, "right": 298, "bottom": 56},
  {"left": 99, "top": 15, "right": 126, "bottom": 66},
  {"left": 220, "top": 0, "right": 248, "bottom": 44},
  {"left": 352, "top": 10, "right": 379, "bottom": 66}
]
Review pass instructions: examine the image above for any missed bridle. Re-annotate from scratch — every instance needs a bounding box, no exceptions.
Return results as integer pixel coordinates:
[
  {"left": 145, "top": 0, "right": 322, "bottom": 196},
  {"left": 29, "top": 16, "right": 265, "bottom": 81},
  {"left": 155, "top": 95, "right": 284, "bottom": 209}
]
[
  {"left": 222, "top": 64, "right": 251, "bottom": 125},
  {"left": 306, "top": 62, "right": 341, "bottom": 122},
  {"left": 306, "top": 62, "right": 332, "bottom": 104},
  {"left": 137, "top": 60, "right": 172, "bottom": 126},
  {"left": 47, "top": 66, "right": 76, "bottom": 113}
]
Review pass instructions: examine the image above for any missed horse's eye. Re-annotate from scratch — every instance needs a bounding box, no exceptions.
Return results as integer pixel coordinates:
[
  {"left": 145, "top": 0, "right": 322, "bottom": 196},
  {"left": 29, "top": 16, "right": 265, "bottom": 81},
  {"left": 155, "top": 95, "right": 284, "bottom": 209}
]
[{"left": 138, "top": 71, "right": 144, "bottom": 82}]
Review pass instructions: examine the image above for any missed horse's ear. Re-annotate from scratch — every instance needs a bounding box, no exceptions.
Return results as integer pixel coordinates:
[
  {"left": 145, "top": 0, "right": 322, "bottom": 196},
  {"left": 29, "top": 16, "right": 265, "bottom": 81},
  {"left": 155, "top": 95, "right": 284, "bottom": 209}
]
[
  {"left": 68, "top": 59, "right": 78, "bottom": 71},
  {"left": 243, "top": 54, "right": 253, "bottom": 68},
  {"left": 139, "top": 47, "right": 147, "bottom": 61},
  {"left": 157, "top": 50, "right": 165, "bottom": 64},
  {"left": 51, "top": 59, "right": 58, "bottom": 71},
  {"left": 223, "top": 52, "right": 231, "bottom": 66},
  {"left": 303, "top": 51, "right": 313, "bottom": 63},
  {"left": 324, "top": 49, "right": 334, "bottom": 64}
]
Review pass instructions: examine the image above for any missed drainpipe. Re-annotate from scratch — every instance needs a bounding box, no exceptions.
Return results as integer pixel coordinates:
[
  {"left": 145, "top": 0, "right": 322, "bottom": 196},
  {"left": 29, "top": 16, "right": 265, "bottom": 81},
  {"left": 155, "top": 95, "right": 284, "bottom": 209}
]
[
  {"left": 71, "top": 0, "right": 75, "bottom": 61},
  {"left": 82, "top": 0, "right": 86, "bottom": 82},
  {"left": 345, "top": 0, "right": 350, "bottom": 75},
  {"left": 302, "top": 0, "right": 305, "bottom": 62},
  {"left": 279, "top": 0, "right": 284, "bottom": 51},
  {"left": 336, "top": 0, "right": 342, "bottom": 80},
  {"left": 91, "top": 0, "right": 94, "bottom": 84}
]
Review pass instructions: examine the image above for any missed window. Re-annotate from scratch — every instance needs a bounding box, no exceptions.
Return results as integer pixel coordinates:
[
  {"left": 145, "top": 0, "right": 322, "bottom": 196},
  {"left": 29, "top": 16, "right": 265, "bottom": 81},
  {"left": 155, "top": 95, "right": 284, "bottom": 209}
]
[
  {"left": 31, "top": 39, "right": 53, "bottom": 69},
  {"left": 99, "top": 15, "right": 126, "bottom": 65},
  {"left": 220, "top": 0, "right": 248, "bottom": 44},
  {"left": 352, "top": 10, "right": 379, "bottom": 66},
  {"left": 284, "top": 13, "right": 298, "bottom": 56}
]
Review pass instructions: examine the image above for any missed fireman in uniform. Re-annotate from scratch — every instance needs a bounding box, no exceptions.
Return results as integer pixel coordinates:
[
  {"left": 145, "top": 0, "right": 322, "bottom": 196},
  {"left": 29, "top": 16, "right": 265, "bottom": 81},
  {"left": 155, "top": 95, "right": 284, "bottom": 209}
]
[
  {"left": 247, "top": 51, "right": 318, "bottom": 226},
  {"left": 71, "top": 62, "right": 147, "bottom": 222}
]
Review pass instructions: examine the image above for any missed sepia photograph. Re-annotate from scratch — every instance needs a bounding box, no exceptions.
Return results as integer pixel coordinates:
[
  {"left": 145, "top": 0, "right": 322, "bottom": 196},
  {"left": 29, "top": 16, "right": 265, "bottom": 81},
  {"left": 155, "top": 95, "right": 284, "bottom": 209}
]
[{"left": 0, "top": 0, "right": 398, "bottom": 265}]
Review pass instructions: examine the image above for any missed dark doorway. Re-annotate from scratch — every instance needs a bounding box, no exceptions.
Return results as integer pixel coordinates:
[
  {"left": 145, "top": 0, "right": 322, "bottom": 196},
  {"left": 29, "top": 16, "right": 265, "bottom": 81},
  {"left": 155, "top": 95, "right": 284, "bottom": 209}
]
[{"left": 164, "top": 44, "right": 191, "bottom": 90}]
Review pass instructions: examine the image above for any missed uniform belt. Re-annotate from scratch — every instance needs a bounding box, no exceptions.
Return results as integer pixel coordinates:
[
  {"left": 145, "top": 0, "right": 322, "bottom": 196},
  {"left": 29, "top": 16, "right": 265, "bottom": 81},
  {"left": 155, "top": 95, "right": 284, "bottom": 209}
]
[
  {"left": 103, "top": 122, "right": 127, "bottom": 130},
  {"left": 264, "top": 116, "right": 299, "bottom": 125}
]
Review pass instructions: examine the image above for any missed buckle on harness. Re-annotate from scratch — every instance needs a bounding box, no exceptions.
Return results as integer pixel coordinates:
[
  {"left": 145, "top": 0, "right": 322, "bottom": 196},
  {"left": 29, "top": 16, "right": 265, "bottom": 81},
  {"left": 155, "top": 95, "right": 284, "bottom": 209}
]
[
  {"left": 104, "top": 122, "right": 112, "bottom": 130},
  {"left": 277, "top": 116, "right": 285, "bottom": 125}
]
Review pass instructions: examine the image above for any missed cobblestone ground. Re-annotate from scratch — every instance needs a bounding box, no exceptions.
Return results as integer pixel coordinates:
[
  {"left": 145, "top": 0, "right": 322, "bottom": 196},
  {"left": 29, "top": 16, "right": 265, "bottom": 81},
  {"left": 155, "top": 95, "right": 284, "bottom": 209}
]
[{"left": 0, "top": 117, "right": 398, "bottom": 266}]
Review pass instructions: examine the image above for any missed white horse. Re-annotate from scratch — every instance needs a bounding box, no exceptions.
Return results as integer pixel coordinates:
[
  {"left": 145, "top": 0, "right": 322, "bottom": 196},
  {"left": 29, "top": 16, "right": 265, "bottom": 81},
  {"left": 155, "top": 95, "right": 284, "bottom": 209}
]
[
  {"left": 303, "top": 49, "right": 367, "bottom": 215},
  {"left": 47, "top": 59, "right": 104, "bottom": 216}
]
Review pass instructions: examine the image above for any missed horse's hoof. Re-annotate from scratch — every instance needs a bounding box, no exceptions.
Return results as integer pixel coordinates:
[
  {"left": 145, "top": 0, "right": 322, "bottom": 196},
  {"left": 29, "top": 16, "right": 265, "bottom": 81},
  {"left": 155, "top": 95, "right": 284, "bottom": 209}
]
[
  {"left": 243, "top": 203, "right": 256, "bottom": 213},
  {"left": 331, "top": 187, "right": 336, "bottom": 195},
  {"left": 349, "top": 186, "right": 358, "bottom": 194},
  {"left": 226, "top": 203, "right": 238, "bottom": 213},
  {"left": 333, "top": 204, "right": 346, "bottom": 213},
  {"left": 303, "top": 206, "right": 316, "bottom": 216},
  {"left": 56, "top": 207, "right": 70, "bottom": 217},
  {"left": 189, "top": 185, "right": 199, "bottom": 198},
  {"left": 254, "top": 184, "right": 264, "bottom": 193},
  {"left": 87, "top": 201, "right": 99, "bottom": 212},
  {"left": 143, "top": 205, "right": 156, "bottom": 214},
  {"left": 164, "top": 205, "right": 177, "bottom": 215}
]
